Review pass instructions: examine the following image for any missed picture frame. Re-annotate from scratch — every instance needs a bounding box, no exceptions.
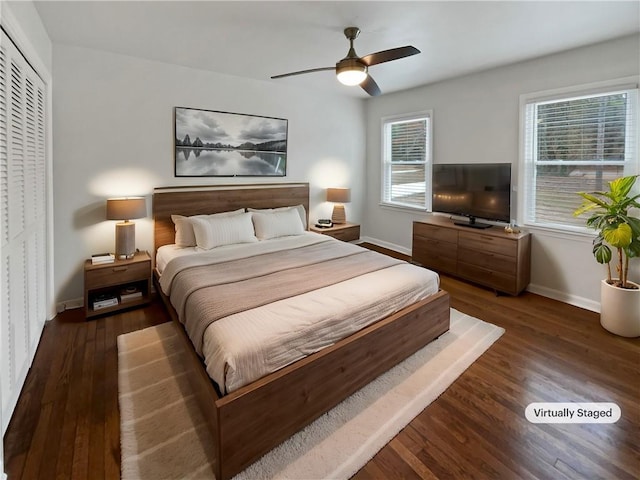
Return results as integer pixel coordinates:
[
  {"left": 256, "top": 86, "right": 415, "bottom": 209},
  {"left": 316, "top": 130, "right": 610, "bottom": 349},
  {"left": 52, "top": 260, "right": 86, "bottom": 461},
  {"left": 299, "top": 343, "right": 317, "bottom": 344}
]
[{"left": 174, "top": 107, "right": 288, "bottom": 177}]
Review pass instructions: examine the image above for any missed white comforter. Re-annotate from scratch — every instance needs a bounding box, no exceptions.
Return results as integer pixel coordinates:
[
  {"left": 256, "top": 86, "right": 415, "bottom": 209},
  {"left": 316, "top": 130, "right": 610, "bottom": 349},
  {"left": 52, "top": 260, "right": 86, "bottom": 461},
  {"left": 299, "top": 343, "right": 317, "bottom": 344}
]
[{"left": 158, "top": 232, "right": 440, "bottom": 394}]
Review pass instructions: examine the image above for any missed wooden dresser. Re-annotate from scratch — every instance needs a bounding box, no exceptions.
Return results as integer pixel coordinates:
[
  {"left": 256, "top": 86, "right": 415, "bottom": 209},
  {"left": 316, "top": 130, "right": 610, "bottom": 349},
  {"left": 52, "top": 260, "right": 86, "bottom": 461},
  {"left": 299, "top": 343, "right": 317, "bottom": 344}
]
[{"left": 412, "top": 216, "right": 531, "bottom": 295}]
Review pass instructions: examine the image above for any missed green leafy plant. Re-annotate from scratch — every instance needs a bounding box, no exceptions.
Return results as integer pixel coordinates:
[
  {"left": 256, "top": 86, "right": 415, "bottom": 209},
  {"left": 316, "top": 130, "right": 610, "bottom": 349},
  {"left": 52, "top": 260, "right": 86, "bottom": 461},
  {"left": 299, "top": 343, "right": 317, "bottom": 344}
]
[{"left": 574, "top": 175, "right": 640, "bottom": 289}]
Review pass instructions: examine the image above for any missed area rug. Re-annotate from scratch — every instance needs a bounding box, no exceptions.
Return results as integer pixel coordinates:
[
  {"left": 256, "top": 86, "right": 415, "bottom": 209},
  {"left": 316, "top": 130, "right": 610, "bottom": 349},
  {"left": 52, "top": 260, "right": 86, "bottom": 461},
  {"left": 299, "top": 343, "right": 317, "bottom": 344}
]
[{"left": 118, "top": 308, "right": 504, "bottom": 480}]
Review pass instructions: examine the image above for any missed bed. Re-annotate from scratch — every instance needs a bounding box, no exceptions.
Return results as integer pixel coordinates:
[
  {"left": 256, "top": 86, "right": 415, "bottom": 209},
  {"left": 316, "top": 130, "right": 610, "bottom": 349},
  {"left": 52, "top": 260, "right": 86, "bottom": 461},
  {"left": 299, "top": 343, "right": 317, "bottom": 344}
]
[{"left": 152, "top": 183, "right": 450, "bottom": 480}]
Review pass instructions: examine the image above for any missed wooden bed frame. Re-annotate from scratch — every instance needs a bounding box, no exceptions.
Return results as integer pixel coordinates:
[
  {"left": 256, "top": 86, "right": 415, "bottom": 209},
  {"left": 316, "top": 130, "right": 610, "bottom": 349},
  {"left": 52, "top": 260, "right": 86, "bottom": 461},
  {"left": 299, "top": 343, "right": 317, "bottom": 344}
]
[{"left": 152, "top": 183, "right": 450, "bottom": 480}]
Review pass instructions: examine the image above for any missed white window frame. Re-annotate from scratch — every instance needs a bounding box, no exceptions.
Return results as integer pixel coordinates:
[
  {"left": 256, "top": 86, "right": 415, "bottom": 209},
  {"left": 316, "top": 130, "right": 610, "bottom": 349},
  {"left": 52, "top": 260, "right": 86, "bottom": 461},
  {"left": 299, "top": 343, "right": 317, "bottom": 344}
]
[
  {"left": 518, "top": 77, "right": 639, "bottom": 234},
  {"left": 380, "top": 110, "right": 433, "bottom": 212}
]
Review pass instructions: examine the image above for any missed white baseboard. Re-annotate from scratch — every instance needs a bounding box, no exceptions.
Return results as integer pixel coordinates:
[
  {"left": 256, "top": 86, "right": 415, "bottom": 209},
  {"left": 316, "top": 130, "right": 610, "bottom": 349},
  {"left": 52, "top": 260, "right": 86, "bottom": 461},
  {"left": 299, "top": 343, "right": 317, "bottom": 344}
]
[
  {"left": 359, "top": 236, "right": 412, "bottom": 257},
  {"left": 526, "top": 283, "right": 600, "bottom": 313},
  {"left": 56, "top": 297, "right": 83, "bottom": 313}
]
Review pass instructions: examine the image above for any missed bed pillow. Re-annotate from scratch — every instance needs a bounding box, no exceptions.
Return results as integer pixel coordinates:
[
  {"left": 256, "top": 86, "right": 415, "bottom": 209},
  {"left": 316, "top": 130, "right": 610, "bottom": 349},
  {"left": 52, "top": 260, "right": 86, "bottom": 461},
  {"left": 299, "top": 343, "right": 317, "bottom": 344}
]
[
  {"left": 191, "top": 212, "right": 258, "bottom": 250},
  {"left": 247, "top": 204, "right": 307, "bottom": 230},
  {"left": 252, "top": 208, "right": 305, "bottom": 240},
  {"left": 171, "top": 208, "right": 244, "bottom": 247}
]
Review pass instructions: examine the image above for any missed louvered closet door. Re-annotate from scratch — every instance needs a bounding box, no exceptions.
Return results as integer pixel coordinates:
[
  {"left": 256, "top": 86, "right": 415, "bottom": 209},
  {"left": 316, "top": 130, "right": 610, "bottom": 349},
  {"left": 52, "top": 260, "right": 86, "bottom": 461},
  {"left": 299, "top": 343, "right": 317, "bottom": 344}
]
[{"left": 0, "top": 29, "right": 47, "bottom": 433}]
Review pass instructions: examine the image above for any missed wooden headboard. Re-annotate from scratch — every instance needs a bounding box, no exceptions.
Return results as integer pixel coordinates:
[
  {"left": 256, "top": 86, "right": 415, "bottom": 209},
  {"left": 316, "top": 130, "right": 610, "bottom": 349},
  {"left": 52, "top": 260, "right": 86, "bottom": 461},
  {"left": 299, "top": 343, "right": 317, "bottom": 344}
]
[{"left": 153, "top": 183, "right": 310, "bottom": 252}]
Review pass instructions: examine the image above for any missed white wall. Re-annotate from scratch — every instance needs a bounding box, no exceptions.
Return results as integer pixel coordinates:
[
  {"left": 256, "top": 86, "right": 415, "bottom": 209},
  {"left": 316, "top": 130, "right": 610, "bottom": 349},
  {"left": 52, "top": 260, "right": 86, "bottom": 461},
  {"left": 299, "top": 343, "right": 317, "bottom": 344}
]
[
  {"left": 52, "top": 45, "right": 366, "bottom": 304},
  {"left": 363, "top": 34, "right": 640, "bottom": 311}
]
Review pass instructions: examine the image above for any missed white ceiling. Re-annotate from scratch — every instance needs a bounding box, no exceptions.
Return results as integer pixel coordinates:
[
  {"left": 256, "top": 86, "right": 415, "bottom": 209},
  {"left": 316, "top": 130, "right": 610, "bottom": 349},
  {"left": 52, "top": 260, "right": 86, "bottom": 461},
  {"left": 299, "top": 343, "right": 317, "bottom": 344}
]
[{"left": 33, "top": 1, "right": 640, "bottom": 98}]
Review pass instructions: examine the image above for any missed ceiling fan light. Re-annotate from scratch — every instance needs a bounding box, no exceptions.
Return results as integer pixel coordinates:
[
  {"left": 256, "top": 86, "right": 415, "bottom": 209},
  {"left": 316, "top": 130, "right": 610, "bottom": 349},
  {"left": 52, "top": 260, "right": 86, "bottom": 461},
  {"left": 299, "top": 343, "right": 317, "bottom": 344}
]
[
  {"left": 337, "top": 69, "right": 367, "bottom": 86},
  {"left": 336, "top": 61, "right": 368, "bottom": 86}
]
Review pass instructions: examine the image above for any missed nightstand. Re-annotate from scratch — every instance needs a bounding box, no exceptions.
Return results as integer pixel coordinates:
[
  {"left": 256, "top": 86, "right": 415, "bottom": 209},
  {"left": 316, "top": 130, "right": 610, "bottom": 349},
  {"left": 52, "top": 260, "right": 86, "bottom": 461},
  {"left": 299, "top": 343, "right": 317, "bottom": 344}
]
[
  {"left": 310, "top": 222, "right": 361, "bottom": 242},
  {"left": 84, "top": 250, "right": 152, "bottom": 319}
]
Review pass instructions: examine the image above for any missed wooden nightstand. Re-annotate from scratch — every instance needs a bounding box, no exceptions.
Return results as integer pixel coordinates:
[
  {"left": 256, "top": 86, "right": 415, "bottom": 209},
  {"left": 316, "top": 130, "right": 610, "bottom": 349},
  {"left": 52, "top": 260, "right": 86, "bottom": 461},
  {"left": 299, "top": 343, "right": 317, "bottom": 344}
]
[
  {"left": 310, "top": 222, "right": 361, "bottom": 242},
  {"left": 84, "top": 250, "right": 152, "bottom": 319}
]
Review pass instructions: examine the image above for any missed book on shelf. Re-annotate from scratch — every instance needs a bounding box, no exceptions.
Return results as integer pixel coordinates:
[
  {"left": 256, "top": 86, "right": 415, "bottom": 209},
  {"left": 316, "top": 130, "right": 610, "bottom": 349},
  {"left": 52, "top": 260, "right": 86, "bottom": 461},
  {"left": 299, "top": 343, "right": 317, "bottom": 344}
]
[
  {"left": 92, "top": 294, "right": 119, "bottom": 310},
  {"left": 120, "top": 286, "right": 143, "bottom": 303},
  {"left": 91, "top": 253, "right": 115, "bottom": 265}
]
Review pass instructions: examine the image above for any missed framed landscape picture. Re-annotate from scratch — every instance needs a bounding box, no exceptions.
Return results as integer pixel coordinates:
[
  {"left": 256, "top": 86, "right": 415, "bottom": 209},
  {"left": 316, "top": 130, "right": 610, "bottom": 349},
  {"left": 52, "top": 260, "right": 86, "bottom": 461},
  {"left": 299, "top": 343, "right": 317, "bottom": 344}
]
[{"left": 174, "top": 107, "right": 288, "bottom": 177}]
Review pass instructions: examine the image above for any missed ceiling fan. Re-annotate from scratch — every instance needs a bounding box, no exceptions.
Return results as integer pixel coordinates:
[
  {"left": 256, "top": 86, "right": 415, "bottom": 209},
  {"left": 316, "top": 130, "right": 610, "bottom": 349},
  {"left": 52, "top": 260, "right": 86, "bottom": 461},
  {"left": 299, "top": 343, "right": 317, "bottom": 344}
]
[{"left": 271, "top": 27, "right": 420, "bottom": 96}]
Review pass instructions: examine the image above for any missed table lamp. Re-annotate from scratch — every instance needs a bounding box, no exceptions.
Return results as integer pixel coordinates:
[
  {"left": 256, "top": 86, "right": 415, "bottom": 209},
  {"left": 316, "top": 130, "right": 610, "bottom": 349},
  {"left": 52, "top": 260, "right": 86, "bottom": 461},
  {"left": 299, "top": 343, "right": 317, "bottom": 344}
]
[
  {"left": 106, "top": 197, "right": 146, "bottom": 259},
  {"left": 327, "top": 188, "right": 351, "bottom": 224}
]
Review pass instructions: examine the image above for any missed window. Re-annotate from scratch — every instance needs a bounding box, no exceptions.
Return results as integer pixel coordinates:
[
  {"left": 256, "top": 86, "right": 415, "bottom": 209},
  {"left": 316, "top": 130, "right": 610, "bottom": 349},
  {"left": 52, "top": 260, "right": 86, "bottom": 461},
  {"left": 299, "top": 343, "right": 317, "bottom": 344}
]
[
  {"left": 520, "top": 80, "right": 638, "bottom": 231},
  {"left": 381, "top": 112, "right": 432, "bottom": 210}
]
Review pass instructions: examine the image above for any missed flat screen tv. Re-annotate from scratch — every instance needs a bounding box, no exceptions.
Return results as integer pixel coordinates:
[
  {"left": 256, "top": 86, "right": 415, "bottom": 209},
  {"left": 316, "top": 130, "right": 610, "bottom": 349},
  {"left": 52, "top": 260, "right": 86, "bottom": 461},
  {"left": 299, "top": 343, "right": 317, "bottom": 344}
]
[{"left": 432, "top": 163, "right": 511, "bottom": 229}]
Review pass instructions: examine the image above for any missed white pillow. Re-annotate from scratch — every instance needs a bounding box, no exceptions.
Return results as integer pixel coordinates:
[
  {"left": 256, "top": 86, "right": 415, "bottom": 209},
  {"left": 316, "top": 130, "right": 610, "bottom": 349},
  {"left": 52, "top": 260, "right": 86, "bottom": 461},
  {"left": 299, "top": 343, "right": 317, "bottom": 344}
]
[
  {"left": 247, "top": 204, "right": 307, "bottom": 230},
  {"left": 191, "top": 212, "right": 258, "bottom": 250},
  {"left": 252, "top": 208, "right": 305, "bottom": 240},
  {"left": 171, "top": 208, "right": 244, "bottom": 247}
]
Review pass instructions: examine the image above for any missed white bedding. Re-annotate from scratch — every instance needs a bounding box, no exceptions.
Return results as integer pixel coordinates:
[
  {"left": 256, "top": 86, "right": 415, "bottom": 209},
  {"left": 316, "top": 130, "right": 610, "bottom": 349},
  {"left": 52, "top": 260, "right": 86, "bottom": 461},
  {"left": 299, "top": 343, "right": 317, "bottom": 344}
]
[
  {"left": 157, "top": 232, "right": 440, "bottom": 394},
  {"left": 156, "top": 244, "right": 198, "bottom": 274}
]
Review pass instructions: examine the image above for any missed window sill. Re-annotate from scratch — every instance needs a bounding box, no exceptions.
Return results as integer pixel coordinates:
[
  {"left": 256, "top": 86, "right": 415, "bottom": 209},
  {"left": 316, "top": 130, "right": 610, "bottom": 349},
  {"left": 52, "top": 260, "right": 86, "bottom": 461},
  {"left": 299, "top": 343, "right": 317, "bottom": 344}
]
[
  {"left": 520, "top": 223, "right": 595, "bottom": 242},
  {"left": 378, "top": 202, "right": 427, "bottom": 215}
]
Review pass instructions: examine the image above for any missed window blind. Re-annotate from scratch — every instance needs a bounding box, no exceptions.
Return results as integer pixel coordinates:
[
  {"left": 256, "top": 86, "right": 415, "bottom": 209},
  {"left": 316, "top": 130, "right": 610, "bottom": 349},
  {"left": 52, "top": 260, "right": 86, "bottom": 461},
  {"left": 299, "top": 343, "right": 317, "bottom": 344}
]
[
  {"left": 0, "top": 29, "right": 48, "bottom": 434},
  {"left": 522, "top": 87, "right": 638, "bottom": 230},
  {"left": 382, "top": 114, "right": 431, "bottom": 209}
]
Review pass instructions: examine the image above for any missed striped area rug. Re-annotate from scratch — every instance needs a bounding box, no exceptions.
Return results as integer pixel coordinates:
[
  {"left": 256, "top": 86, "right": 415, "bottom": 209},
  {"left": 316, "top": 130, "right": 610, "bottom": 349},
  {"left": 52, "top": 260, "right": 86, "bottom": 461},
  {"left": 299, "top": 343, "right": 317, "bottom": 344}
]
[
  {"left": 118, "top": 323, "right": 216, "bottom": 479},
  {"left": 118, "top": 309, "right": 504, "bottom": 479}
]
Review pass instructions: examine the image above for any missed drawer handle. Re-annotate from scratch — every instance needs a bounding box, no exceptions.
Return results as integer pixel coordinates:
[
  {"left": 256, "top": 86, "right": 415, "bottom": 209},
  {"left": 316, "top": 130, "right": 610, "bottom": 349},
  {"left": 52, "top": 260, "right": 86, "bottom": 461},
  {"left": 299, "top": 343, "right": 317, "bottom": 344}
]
[{"left": 113, "top": 266, "right": 128, "bottom": 272}]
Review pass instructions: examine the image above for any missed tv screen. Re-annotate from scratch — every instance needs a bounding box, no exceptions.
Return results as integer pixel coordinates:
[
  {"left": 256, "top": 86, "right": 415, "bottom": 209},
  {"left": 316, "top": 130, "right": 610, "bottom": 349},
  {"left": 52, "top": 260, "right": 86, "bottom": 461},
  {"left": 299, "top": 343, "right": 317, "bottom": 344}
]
[{"left": 432, "top": 163, "right": 511, "bottom": 228}]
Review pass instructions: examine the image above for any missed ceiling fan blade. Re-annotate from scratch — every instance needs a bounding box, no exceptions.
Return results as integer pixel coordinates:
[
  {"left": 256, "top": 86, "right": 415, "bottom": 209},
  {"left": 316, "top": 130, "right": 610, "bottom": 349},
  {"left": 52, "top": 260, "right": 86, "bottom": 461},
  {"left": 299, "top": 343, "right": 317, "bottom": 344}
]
[
  {"left": 361, "top": 75, "right": 381, "bottom": 96},
  {"left": 360, "top": 46, "right": 420, "bottom": 66},
  {"left": 271, "top": 67, "right": 335, "bottom": 79}
]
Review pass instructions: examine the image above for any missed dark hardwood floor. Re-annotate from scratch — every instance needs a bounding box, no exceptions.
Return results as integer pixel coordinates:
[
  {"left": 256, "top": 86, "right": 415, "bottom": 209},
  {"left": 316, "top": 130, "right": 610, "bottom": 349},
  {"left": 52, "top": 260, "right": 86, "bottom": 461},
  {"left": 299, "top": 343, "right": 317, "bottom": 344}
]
[{"left": 4, "top": 246, "right": 639, "bottom": 479}]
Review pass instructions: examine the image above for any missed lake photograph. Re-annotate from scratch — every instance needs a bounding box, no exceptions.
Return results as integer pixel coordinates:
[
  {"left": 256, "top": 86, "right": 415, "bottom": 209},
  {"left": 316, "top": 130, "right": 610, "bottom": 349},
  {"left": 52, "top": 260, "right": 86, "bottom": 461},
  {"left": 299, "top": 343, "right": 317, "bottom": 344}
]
[{"left": 175, "top": 107, "right": 288, "bottom": 177}]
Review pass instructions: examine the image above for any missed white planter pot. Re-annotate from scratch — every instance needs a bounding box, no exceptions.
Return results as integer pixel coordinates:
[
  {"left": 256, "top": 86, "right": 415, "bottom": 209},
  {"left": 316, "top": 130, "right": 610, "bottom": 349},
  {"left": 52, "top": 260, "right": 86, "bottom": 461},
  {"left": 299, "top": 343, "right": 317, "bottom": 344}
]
[{"left": 600, "top": 279, "right": 640, "bottom": 338}]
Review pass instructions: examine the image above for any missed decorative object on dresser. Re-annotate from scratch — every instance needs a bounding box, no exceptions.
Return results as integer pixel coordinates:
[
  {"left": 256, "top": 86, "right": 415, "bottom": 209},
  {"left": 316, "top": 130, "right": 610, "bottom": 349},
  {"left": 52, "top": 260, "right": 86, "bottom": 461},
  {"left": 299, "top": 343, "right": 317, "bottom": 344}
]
[
  {"left": 106, "top": 197, "right": 147, "bottom": 260},
  {"left": 174, "top": 107, "right": 287, "bottom": 177},
  {"left": 327, "top": 187, "right": 351, "bottom": 224},
  {"left": 412, "top": 216, "right": 531, "bottom": 295},
  {"left": 310, "top": 222, "right": 360, "bottom": 242},
  {"left": 574, "top": 174, "right": 640, "bottom": 337},
  {"left": 84, "top": 250, "right": 152, "bottom": 319}
]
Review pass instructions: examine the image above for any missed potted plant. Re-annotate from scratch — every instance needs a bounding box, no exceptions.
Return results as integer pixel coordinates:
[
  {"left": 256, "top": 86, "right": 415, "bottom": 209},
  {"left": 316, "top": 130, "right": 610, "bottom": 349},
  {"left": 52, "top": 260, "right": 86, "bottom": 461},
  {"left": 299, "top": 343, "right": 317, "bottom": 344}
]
[{"left": 574, "top": 174, "right": 640, "bottom": 337}]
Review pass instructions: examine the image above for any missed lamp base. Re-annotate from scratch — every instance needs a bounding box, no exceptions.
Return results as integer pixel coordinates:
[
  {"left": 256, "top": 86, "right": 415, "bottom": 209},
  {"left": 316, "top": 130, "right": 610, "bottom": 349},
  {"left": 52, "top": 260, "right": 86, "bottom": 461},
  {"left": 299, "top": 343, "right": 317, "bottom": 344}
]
[
  {"left": 331, "top": 204, "right": 346, "bottom": 224},
  {"left": 115, "top": 221, "right": 136, "bottom": 260}
]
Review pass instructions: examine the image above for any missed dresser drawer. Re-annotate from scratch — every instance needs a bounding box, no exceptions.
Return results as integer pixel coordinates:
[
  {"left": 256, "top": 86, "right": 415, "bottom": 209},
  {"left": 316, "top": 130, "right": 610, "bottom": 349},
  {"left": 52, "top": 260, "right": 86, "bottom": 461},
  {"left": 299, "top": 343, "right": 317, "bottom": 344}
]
[
  {"left": 412, "top": 235, "right": 457, "bottom": 274},
  {"left": 420, "top": 254, "right": 458, "bottom": 274},
  {"left": 414, "top": 222, "right": 458, "bottom": 243},
  {"left": 458, "top": 262, "right": 516, "bottom": 294},
  {"left": 458, "top": 247, "right": 517, "bottom": 275},
  {"left": 459, "top": 231, "right": 517, "bottom": 257},
  {"left": 413, "top": 236, "right": 457, "bottom": 259},
  {"left": 330, "top": 225, "right": 360, "bottom": 242},
  {"left": 85, "top": 260, "right": 150, "bottom": 289}
]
